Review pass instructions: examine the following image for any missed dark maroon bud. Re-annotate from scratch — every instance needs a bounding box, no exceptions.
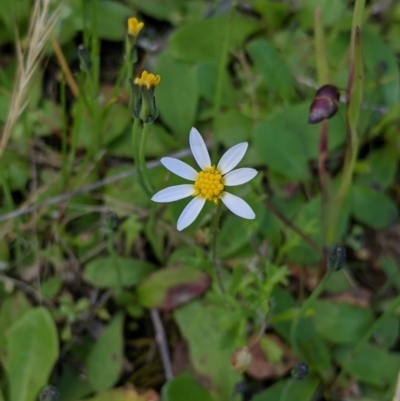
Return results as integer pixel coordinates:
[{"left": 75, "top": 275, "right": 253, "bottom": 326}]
[{"left": 308, "top": 84, "right": 340, "bottom": 124}]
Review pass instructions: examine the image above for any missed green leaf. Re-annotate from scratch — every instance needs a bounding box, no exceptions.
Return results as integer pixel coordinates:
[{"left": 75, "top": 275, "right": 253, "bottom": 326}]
[
  {"left": 162, "top": 373, "right": 214, "bottom": 401},
  {"left": 246, "top": 39, "right": 296, "bottom": 100},
  {"left": 96, "top": 0, "right": 132, "bottom": 41},
  {"left": 0, "top": 291, "right": 32, "bottom": 355},
  {"left": 196, "top": 61, "right": 235, "bottom": 107},
  {"left": 251, "top": 376, "right": 320, "bottom": 401},
  {"left": 137, "top": 265, "right": 209, "bottom": 310},
  {"left": 84, "top": 257, "right": 155, "bottom": 288},
  {"left": 270, "top": 288, "right": 332, "bottom": 376},
  {"left": 351, "top": 184, "right": 398, "bottom": 229},
  {"left": 356, "top": 147, "right": 397, "bottom": 190},
  {"left": 312, "top": 300, "right": 374, "bottom": 344},
  {"left": 174, "top": 301, "right": 241, "bottom": 401},
  {"left": 155, "top": 52, "right": 198, "bottom": 137},
  {"left": 58, "top": 363, "right": 94, "bottom": 401},
  {"left": 5, "top": 308, "right": 58, "bottom": 401},
  {"left": 363, "top": 29, "right": 400, "bottom": 107},
  {"left": 334, "top": 344, "right": 400, "bottom": 387},
  {"left": 86, "top": 313, "right": 124, "bottom": 392},
  {"left": 253, "top": 120, "right": 310, "bottom": 181},
  {"left": 170, "top": 15, "right": 258, "bottom": 63}
]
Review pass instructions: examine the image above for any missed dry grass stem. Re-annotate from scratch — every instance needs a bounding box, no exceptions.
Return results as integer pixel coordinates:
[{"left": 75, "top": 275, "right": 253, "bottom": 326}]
[{"left": 0, "top": 0, "right": 62, "bottom": 157}]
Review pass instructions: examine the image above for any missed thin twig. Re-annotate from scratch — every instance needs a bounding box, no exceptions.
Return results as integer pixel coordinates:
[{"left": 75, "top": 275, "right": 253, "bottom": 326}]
[
  {"left": 150, "top": 309, "right": 174, "bottom": 381},
  {"left": 0, "top": 146, "right": 194, "bottom": 223}
]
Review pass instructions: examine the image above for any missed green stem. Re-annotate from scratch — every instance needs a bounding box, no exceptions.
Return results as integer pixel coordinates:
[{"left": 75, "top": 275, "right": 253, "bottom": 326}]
[
  {"left": 132, "top": 118, "right": 150, "bottom": 197},
  {"left": 90, "top": 0, "right": 101, "bottom": 156},
  {"left": 107, "top": 233, "right": 123, "bottom": 291},
  {"left": 211, "top": 1, "right": 236, "bottom": 161},
  {"left": 211, "top": 202, "right": 224, "bottom": 293},
  {"left": 290, "top": 270, "right": 334, "bottom": 358},
  {"left": 138, "top": 123, "right": 154, "bottom": 196},
  {"left": 60, "top": 74, "right": 68, "bottom": 188}
]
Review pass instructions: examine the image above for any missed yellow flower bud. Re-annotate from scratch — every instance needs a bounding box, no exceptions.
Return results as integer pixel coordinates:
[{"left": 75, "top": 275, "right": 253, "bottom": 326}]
[{"left": 127, "top": 17, "right": 144, "bottom": 37}]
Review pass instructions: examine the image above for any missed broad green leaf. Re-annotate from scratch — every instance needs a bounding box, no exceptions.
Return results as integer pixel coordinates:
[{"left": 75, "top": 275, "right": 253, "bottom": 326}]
[
  {"left": 96, "top": 0, "right": 132, "bottom": 41},
  {"left": 84, "top": 257, "right": 155, "bottom": 288},
  {"left": 5, "top": 308, "right": 58, "bottom": 401},
  {"left": 170, "top": 15, "right": 258, "bottom": 63},
  {"left": 218, "top": 109, "right": 252, "bottom": 148},
  {"left": 253, "top": 120, "right": 310, "bottom": 181},
  {"left": 174, "top": 301, "right": 241, "bottom": 401},
  {"left": 363, "top": 29, "right": 400, "bottom": 107},
  {"left": 334, "top": 344, "right": 400, "bottom": 387},
  {"left": 246, "top": 39, "right": 296, "bottom": 100},
  {"left": 58, "top": 363, "right": 93, "bottom": 401},
  {"left": 251, "top": 376, "right": 320, "bottom": 401},
  {"left": 0, "top": 291, "right": 32, "bottom": 355},
  {"left": 86, "top": 313, "right": 124, "bottom": 392},
  {"left": 312, "top": 301, "right": 374, "bottom": 344},
  {"left": 270, "top": 287, "right": 332, "bottom": 376},
  {"left": 137, "top": 265, "right": 209, "bottom": 310},
  {"left": 381, "top": 258, "right": 400, "bottom": 292},
  {"left": 373, "top": 316, "right": 399, "bottom": 349},
  {"left": 135, "top": 0, "right": 184, "bottom": 23},
  {"left": 196, "top": 61, "right": 235, "bottom": 107},
  {"left": 296, "top": 0, "right": 348, "bottom": 29},
  {"left": 155, "top": 52, "right": 198, "bottom": 137},
  {"left": 356, "top": 147, "right": 397, "bottom": 190},
  {"left": 351, "top": 184, "right": 398, "bottom": 229},
  {"left": 162, "top": 373, "right": 214, "bottom": 401}
]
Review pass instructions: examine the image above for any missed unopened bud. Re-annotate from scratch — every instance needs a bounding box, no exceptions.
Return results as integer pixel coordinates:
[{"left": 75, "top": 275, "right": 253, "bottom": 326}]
[
  {"left": 291, "top": 362, "right": 308, "bottom": 380},
  {"left": 308, "top": 84, "right": 340, "bottom": 124},
  {"left": 230, "top": 346, "right": 252, "bottom": 373},
  {"left": 327, "top": 246, "right": 346, "bottom": 271},
  {"left": 77, "top": 45, "right": 92, "bottom": 73},
  {"left": 40, "top": 386, "right": 59, "bottom": 401},
  {"left": 105, "top": 211, "right": 119, "bottom": 232}
]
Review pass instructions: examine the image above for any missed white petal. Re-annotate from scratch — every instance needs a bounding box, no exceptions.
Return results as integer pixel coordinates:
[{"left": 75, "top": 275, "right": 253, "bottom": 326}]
[
  {"left": 177, "top": 196, "right": 206, "bottom": 231},
  {"left": 221, "top": 192, "right": 255, "bottom": 219},
  {"left": 217, "top": 142, "right": 248, "bottom": 174},
  {"left": 189, "top": 127, "right": 211, "bottom": 170},
  {"left": 161, "top": 157, "right": 198, "bottom": 181},
  {"left": 151, "top": 185, "right": 194, "bottom": 203},
  {"left": 224, "top": 168, "right": 258, "bottom": 186}
]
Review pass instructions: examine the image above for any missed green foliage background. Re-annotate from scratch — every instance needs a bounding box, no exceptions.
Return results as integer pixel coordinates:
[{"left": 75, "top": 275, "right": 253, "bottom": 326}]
[{"left": 1, "top": 0, "right": 400, "bottom": 400}]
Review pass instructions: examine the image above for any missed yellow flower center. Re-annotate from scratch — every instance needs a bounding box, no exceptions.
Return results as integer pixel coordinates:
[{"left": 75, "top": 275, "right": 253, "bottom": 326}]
[
  {"left": 134, "top": 70, "right": 161, "bottom": 90},
  {"left": 127, "top": 17, "right": 144, "bottom": 37},
  {"left": 193, "top": 167, "right": 224, "bottom": 204}
]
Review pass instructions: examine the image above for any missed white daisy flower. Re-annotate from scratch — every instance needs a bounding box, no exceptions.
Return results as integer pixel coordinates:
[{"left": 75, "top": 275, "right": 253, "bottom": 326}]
[{"left": 151, "top": 128, "right": 258, "bottom": 231}]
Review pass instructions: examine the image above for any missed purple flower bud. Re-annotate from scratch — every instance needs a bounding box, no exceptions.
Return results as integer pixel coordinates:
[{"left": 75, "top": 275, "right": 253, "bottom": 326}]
[{"left": 308, "top": 84, "right": 340, "bottom": 124}]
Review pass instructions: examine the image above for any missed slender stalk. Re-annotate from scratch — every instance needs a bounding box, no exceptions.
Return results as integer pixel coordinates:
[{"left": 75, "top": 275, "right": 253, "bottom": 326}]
[
  {"left": 138, "top": 124, "right": 155, "bottom": 195},
  {"left": 60, "top": 74, "right": 68, "bottom": 188},
  {"left": 107, "top": 233, "right": 123, "bottom": 291},
  {"left": 131, "top": 118, "right": 150, "bottom": 197},
  {"left": 150, "top": 309, "right": 174, "bottom": 381},
  {"left": 90, "top": 0, "right": 101, "bottom": 156},
  {"left": 211, "top": 1, "right": 236, "bottom": 161},
  {"left": 211, "top": 202, "right": 224, "bottom": 292},
  {"left": 290, "top": 270, "right": 334, "bottom": 358}
]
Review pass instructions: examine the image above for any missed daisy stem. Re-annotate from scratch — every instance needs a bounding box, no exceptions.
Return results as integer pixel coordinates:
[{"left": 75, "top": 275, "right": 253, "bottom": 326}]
[
  {"left": 138, "top": 123, "right": 155, "bottom": 196},
  {"left": 211, "top": 201, "right": 224, "bottom": 293},
  {"left": 132, "top": 118, "right": 151, "bottom": 197},
  {"left": 211, "top": 0, "right": 236, "bottom": 161}
]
